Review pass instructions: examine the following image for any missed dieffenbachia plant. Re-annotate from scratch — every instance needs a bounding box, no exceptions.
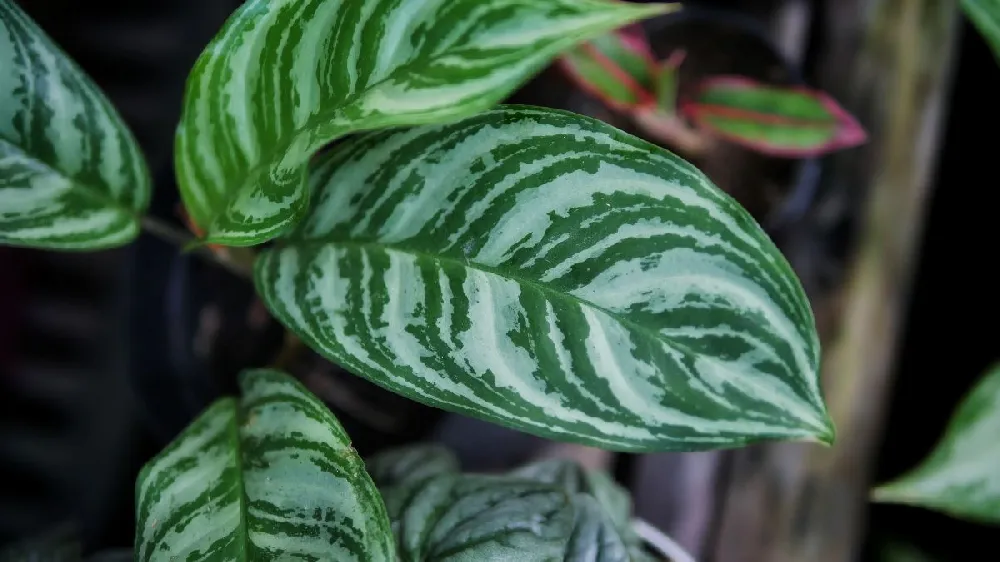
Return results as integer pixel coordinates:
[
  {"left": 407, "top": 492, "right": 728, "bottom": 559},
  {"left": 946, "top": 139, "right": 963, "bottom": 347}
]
[
  {"left": 871, "top": 363, "right": 1000, "bottom": 524},
  {"left": 174, "top": 0, "right": 673, "bottom": 247},
  {"left": 0, "top": 0, "right": 150, "bottom": 248},
  {"left": 558, "top": 23, "right": 867, "bottom": 158},
  {"left": 962, "top": 0, "right": 1000, "bottom": 64}
]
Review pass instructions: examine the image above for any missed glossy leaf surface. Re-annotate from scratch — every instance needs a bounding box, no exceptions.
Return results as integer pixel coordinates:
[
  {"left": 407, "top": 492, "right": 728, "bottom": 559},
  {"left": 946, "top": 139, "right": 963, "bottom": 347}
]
[
  {"left": 255, "top": 106, "right": 833, "bottom": 452},
  {"left": 872, "top": 363, "right": 1000, "bottom": 523},
  {"left": 175, "top": 0, "right": 670, "bottom": 246},
  {"left": 135, "top": 369, "right": 393, "bottom": 561},
  {"left": 0, "top": 0, "right": 150, "bottom": 249},
  {"left": 680, "top": 76, "right": 867, "bottom": 157}
]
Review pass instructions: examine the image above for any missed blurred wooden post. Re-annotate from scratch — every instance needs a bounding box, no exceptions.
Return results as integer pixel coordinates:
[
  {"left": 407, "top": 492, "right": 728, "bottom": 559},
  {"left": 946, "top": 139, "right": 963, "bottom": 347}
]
[{"left": 711, "top": 1, "right": 961, "bottom": 561}]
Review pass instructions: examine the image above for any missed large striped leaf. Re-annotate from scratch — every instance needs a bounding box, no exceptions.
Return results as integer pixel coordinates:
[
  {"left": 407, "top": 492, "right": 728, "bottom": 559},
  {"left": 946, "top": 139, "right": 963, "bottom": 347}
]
[
  {"left": 0, "top": 0, "right": 150, "bottom": 249},
  {"left": 963, "top": 0, "right": 1000, "bottom": 64},
  {"left": 680, "top": 76, "right": 867, "bottom": 157},
  {"left": 381, "top": 472, "right": 629, "bottom": 561},
  {"left": 255, "top": 106, "right": 833, "bottom": 452},
  {"left": 872, "top": 363, "right": 1000, "bottom": 524},
  {"left": 135, "top": 369, "right": 393, "bottom": 561},
  {"left": 174, "top": 0, "right": 672, "bottom": 247}
]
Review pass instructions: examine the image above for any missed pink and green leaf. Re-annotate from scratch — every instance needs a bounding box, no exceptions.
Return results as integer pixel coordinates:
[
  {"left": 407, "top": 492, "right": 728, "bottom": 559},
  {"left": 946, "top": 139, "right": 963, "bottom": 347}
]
[
  {"left": 654, "top": 50, "right": 686, "bottom": 115},
  {"left": 558, "top": 24, "right": 658, "bottom": 111},
  {"left": 681, "top": 76, "right": 868, "bottom": 157}
]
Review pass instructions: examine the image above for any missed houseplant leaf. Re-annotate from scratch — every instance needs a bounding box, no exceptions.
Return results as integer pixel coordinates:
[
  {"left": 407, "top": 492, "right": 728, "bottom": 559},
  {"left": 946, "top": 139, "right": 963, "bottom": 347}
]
[
  {"left": 558, "top": 25, "right": 659, "bottom": 111},
  {"left": 382, "top": 472, "right": 629, "bottom": 561},
  {"left": 962, "top": 0, "right": 1000, "bottom": 64},
  {"left": 135, "top": 369, "right": 393, "bottom": 562},
  {"left": 871, "top": 363, "right": 1000, "bottom": 523},
  {"left": 175, "top": 0, "right": 672, "bottom": 247},
  {"left": 367, "top": 443, "right": 460, "bottom": 489},
  {"left": 255, "top": 106, "right": 833, "bottom": 452},
  {"left": 0, "top": 0, "right": 150, "bottom": 249},
  {"left": 680, "top": 76, "right": 867, "bottom": 157}
]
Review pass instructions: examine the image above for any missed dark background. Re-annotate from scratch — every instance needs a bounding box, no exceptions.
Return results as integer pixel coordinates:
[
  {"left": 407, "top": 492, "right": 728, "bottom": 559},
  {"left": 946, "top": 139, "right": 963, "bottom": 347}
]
[{"left": 0, "top": 0, "right": 996, "bottom": 559}]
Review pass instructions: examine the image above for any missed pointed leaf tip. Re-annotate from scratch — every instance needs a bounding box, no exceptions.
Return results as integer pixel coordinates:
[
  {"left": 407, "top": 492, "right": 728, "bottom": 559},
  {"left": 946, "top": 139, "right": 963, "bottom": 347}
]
[{"left": 255, "top": 106, "right": 829, "bottom": 453}]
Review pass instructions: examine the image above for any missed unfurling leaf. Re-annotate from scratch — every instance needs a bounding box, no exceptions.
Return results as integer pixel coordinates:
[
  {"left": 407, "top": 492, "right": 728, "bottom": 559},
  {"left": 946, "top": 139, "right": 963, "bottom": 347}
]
[
  {"left": 174, "top": 0, "right": 671, "bottom": 247},
  {"left": 680, "top": 76, "right": 867, "bottom": 157},
  {"left": 255, "top": 106, "right": 833, "bottom": 453},
  {"left": 134, "top": 369, "right": 393, "bottom": 562},
  {"left": 872, "top": 363, "right": 1000, "bottom": 524},
  {"left": 962, "top": 0, "right": 1000, "bottom": 64},
  {"left": 558, "top": 24, "right": 662, "bottom": 111},
  {"left": 0, "top": 0, "right": 150, "bottom": 249}
]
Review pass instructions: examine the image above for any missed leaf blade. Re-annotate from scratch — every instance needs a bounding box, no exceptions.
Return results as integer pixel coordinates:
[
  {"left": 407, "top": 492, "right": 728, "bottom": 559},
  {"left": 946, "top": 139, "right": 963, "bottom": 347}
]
[
  {"left": 681, "top": 76, "right": 867, "bottom": 157},
  {"left": 0, "top": 0, "right": 150, "bottom": 249},
  {"left": 255, "top": 106, "right": 832, "bottom": 453},
  {"left": 175, "top": 0, "right": 672, "bottom": 246},
  {"left": 134, "top": 369, "right": 394, "bottom": 561},
  {"left": 963, "top": 0, "right": 1000, "bottom": 64},
  {"left": 871, "top": 363, "right": 1000, "bottom": 524}
]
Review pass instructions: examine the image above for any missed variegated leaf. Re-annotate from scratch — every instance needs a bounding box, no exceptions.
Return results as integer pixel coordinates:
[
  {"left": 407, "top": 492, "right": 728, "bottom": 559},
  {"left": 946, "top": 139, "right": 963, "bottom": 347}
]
[
  {"left": 872, "top": 363, "right": 1000, "bottom": 524},
  {"left": 512, "top": 459, "right": 649, "bottom": 561},
  {"left": 680, "top": 76, "right": 867, "bottom": 157},
  {"left": 367, "top": 442, "right": 460, "bottom": 490},
  {"left": 0, "top": 0, "right": 150, "bottom": 249},
  {"left": 963, "top": 0, "right": 1000, "bottom": 64},
  {"left": 558, "top": 25, "right": 659, "bottom": 111},
  {"left": 382, "top": 472, "right": 630, "bottom": 561},
  {"left": 255, "top": 106, "right": 833, "bottom": 452},
  {"left": 175, "top": 0, "right": 671, "bottom": 247},
  {"left": 135, "top": 369, "right": 393, "bottom": 562}
]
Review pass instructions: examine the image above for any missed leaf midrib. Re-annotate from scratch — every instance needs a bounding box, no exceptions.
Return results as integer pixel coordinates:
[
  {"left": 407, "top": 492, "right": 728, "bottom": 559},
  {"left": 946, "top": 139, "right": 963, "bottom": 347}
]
[{"left": 274, "top": 237, "right": 794, "bottom": 391}]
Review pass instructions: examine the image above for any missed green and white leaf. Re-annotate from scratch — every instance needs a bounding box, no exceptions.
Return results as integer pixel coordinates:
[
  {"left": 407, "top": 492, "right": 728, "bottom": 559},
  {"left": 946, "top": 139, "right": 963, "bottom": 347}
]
[
  {"left": 255, "top": 106, "right": 832, "bottom": 452},
  {"left": 135, "top": 369, "right": 393, "bottom": 562},
  {"left": 367, "top": 443, "right": 460, "bottom": 490},
  {"left": 963, "top": 0, "right": 1000, "bottom": 64},
  {"left": 0, "top": 0, "right": 150, "bottom": 249},
  {"left": 872, "top": 363, "right": 1000, "bottom": 524},
  {"left": 512, "top": 459, "right": 651, "bottom": 561},
  {"left": 175, "top": 0, "right": 671, "bottom": 247},
  {"left": 382, "top": 472, "right": 632, "bottom": 561}
]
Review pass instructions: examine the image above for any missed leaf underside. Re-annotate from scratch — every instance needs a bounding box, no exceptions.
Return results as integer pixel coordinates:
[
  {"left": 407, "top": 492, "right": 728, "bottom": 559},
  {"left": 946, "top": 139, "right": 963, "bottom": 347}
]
[
  {"left": 174, "top": 0, "right": 670, "bottom": 246},
  {"left": 0, "top": 0, "right": 150, "bottom": 249},
  {"left": 134, "top": 369, "right": 393, "bottom": 562},
  {"left": 255, "top": 106, "right": 832, "bottom": 453},
  {"left": 872, "top": 363, "right": 1000, "bottom": 524},
  {"left": 682, "top": 76, "right": 867, "bottom": 157}
]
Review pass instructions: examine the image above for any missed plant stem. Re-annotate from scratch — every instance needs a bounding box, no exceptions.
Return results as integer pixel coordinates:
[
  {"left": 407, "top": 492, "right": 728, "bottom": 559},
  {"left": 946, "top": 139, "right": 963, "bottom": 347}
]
[
  {"left": 630, "top": 110, "right": 710, "bottom": 159},
  {"left": 633, "top": 518, "right": 697, "bottom": 562},
  {"left": 140, "top": 216, "right": 255, "bottom": 280}
]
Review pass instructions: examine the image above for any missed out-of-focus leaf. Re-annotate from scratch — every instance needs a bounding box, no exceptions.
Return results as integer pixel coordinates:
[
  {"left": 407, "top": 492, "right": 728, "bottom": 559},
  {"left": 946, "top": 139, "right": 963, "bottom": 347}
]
[
  {"left": 366, "top": 443, "right": 460, "bottom": 490},
  {"left": 680, "top": 76, "right": 867, "bottom": 157},
  {"left": 962, "top": 0, "right": 1000, "bottom": 64},
  {"left": 558, "top": 24, "right": 662, "bottom": 111},
  {"left": 0, "top": 0, "right": 150, "bottom": 249},
  {"left": 871, "top": 363, "right": 1000, "bottom": 524}
]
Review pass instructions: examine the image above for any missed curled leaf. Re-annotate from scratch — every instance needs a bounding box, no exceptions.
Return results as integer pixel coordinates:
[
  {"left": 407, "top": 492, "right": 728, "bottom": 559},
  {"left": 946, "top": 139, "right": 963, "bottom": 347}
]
[{"left": 558, "top": 24, "right": 662, "bottom": 111}]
